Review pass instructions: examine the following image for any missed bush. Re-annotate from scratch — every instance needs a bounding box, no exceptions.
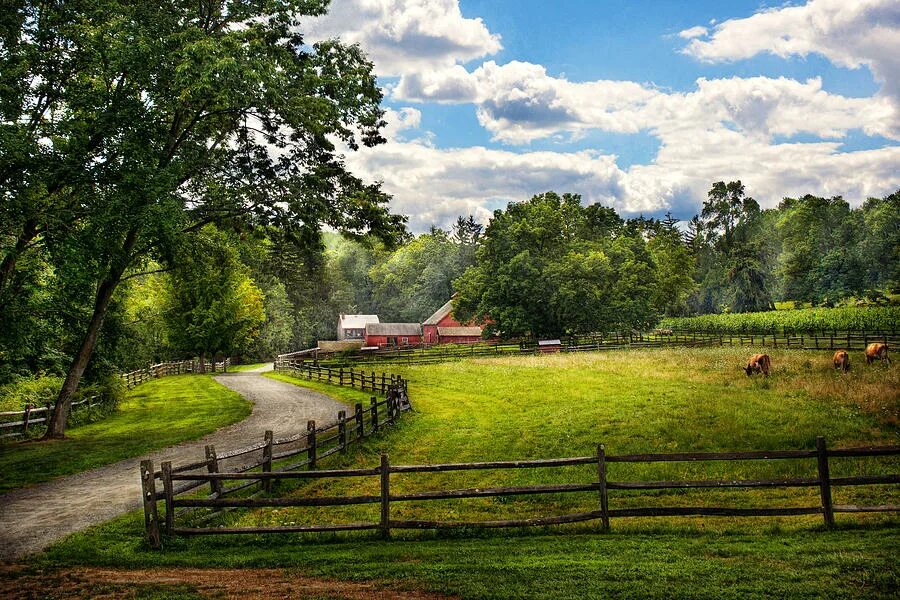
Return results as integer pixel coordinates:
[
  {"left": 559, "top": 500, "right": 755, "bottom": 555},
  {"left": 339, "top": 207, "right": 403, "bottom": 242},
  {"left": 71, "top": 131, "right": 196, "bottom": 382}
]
[
  {"left": 0, "top": 375, "right": 65, "bottom": 412},
  {"left": 660, "top": 306, "right": 900, "bottom": 333}
]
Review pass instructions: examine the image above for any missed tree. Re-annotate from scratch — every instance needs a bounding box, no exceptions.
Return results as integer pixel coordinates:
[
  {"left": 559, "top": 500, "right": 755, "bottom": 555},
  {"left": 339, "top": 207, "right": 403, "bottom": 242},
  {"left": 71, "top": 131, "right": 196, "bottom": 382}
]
[
  {"left": 648, "top": 228, "right": 697, "bottom": 317},
  {"left": 859, "top": 190, "right": 900, "bottom": 294},
  {"left": 163, "top": 227, "right": 264, "bottom": 368},
  {"left": 695, "top": 181, "right": 774, "bottom": 312},
  {"left": 454, "top": 192, "right": 658, "bottom": 338},
  {"left": 776, "top": 194, "right": 865, "bottom": 305},
  {"left": 2, "top": 1, "right": 405, "bottom": 437}
]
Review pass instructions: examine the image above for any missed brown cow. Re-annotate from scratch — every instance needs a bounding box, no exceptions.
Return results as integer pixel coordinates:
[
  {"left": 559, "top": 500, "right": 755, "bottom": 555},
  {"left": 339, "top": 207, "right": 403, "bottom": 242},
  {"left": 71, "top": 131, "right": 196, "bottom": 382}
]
[
  {"left": 865, "top": 343, "right": 891, "bottom": 365},
  {"left": 833, "top": 350, "right": 850, "bottom": 373},
  {"left": 744, "top": 353, "right": 771, "bottom": 377}
]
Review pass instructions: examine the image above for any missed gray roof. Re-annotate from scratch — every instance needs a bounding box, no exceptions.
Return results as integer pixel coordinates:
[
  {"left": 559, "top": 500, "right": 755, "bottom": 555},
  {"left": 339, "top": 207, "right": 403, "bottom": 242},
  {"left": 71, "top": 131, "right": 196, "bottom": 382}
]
[
  {"left": 365, "top": 323, "right": 423, "bottom": 336},
  {"left": 423, "top": 298, "right": 454, "bottom": 325},
  {"left": 538, "top": 339, "right": 562, "bottom": 346},
  {"left": 338, "top": 314, "right": 379, "bottom": 329}
]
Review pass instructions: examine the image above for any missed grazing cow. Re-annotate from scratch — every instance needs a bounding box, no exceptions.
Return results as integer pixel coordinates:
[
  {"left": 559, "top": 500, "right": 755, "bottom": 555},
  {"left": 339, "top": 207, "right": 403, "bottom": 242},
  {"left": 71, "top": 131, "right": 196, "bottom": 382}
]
[
  {"left": 744, "top": 353, "right": 771, "bottom": 377},
  {"left": 865, "top": 343, "right": 891, "bottom": 365},
  {"left": 833, "top": 350, "right": 850, "bottom": 373}
]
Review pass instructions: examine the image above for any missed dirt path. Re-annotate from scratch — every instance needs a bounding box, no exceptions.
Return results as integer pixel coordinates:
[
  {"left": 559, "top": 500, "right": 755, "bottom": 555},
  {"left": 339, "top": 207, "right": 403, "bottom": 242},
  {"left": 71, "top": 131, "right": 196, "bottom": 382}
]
[
  {"left": 0, "top": 565, "right": 454, "bottom": 599},
  {"left": 0, "top": 366, "right": 349, "bottom": 562}
]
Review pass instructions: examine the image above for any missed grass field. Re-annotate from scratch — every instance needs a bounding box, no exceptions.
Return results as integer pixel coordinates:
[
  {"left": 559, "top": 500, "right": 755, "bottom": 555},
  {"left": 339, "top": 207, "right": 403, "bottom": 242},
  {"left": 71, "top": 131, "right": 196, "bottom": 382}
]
[
  {"left": 226, "top": 362, "right": 270, "bottom": 372},
  {"left": 0, "top": 375, "right": 250, "bottom": 494},
  {"left": 33, "top": 348, "right": 899, "bottom": 598}
]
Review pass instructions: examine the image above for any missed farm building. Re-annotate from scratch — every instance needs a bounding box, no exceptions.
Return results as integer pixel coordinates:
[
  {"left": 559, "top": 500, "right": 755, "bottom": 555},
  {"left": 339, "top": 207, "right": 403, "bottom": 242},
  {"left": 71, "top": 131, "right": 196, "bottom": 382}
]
[
  {"left": 364, "top": 322, "right": 423, "bottom": 348},
  {"left": 337, "top": 314, "right": 379, "bottom": 341},
  {"left": 423, "top": 297, "right": 484, "bottom": 344}
]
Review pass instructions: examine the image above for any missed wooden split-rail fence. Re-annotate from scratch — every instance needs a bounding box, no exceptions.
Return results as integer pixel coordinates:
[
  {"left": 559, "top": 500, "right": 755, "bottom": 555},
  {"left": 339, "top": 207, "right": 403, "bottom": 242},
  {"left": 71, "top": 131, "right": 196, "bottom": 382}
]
[
  {"left": 279, "top": 330, "right": 898, "bottom": 368},
  {"left": 122, "top": 358, "right": 231, "bottom": 389},
  {"left": 140, "top": 364, "right": 411, "bottom": 548},
  {"left": 0, "top": 394, "right": 100, "bottom": 440},
  {"left": 141, "top": 436, "right": 898, "bottom": 547}
]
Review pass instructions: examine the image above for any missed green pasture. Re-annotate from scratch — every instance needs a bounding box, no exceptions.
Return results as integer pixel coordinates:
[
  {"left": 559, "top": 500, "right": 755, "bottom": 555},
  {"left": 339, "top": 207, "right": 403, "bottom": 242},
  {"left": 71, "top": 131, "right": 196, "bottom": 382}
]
[
  {"left": 35, "top": 347, "right": 899, "bottom": 598},
  {"left": 0, "top": 375, "right": 250, "bottom": 493}
]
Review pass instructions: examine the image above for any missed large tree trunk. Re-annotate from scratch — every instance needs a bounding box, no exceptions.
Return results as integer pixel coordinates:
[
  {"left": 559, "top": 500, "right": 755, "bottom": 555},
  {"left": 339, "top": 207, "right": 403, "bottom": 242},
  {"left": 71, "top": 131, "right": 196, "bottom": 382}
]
[{"left": 45, "top": 229, "right": 137, "bottom": 438}]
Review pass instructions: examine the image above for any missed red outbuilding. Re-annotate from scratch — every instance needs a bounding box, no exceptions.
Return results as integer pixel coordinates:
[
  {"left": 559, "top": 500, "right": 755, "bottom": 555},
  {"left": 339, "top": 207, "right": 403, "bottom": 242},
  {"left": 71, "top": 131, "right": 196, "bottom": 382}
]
[
  {"left": 364, "top": 322, "right": 423, "bottom": 348},
  {"left": 423, "top": 297, "right": 484, "bottom": 345}
]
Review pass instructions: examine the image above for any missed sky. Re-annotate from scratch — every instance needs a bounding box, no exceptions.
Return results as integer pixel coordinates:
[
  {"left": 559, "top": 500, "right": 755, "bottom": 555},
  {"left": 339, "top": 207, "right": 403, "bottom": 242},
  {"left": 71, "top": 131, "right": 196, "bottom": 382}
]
[{"left": 306, "top": 0, "right": 900, "bottom": 232}]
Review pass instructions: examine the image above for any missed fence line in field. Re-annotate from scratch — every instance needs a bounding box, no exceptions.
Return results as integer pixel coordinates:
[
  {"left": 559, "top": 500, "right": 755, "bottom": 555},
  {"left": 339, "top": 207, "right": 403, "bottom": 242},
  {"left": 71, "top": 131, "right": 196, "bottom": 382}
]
[
  {"left": 121, "top": 358, "right": 231, "bottom": 389},
  {"left": 143, "top": 436, "right": 899, "bottom": 546},
  {"left": 1, "top": 358, "right": 234, "bottom": 441},
  {"left": 277, "top": 329, "right": 898, "bottom": 368},
  {"left": 0, "top": 394, "right": 100, "bottom": 440},
  {"left": 140, "top": 364, "right": 411, "bottom": 548}
]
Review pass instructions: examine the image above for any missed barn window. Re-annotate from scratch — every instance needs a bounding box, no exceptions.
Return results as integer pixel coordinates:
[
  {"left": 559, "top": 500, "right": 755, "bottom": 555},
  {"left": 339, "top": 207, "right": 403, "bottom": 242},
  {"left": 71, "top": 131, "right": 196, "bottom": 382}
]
[
  {"left": 401, "top": 337, "right": 409, "bottom": 345},
  {"left": 387, "top": 336, "right": 397, "bottom": 347}
]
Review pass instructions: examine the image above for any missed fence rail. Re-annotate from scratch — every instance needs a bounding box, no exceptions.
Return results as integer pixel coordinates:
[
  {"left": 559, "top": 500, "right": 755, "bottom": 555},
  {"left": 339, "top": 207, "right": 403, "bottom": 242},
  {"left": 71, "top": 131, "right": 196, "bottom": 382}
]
[
  {"left": 140, "top": 364, "right": 411, "bottom": 548},
  {"left": 278, "top": 329, "right": 898, "bottom": 368},
  {"left": 144, "top": 437, "right": 899, "bottom": 545},
  {"left": 0, "top": 394, "right": 100, "bottom": 440},
  {"left": 122, "top": 358, "right": 231, "bottom": 389}
]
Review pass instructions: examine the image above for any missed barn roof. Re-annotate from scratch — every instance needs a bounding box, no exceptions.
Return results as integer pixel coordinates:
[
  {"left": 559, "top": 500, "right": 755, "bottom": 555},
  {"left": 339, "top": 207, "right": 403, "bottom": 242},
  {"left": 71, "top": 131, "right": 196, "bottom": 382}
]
[
  {"left": 423, "top": 298, "right": 454, "bottom": 325},
  {"left": 365, "top": 322, "right": 423, "bottom": 336},
  {"left": 338, "top": 314, "right": 379, "bottom": 329},
  {"left": 438, "top": 326, "right": 483, "bottom": 337}
]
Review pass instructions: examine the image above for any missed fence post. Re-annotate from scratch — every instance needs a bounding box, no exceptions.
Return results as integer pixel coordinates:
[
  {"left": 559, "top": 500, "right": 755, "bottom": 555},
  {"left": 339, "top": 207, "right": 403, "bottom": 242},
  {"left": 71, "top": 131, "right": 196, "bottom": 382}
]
[
  {"left": 161, "top": 461, "right": 174, "bottom": 535},
  {"left": 307, "top": 420, "right": 317, "bottom": 469},
  {"left": 339, "top": 367, "right": 344, "bottom": 386},
  {"left": 338, "top": 410, "right": 347, "bottom": 453},
  {"left": 140, "top": 460, "right": 162, "bottom": 549},
  {"left": 380, "top": 453, "right": 391, "bottom": 538},
  {"left": 387, "top": 388, "right": 396, "bottom": 425},
  {"left": 262, "top": 430, "right": 274, "bottom": 492},
  {"left": 355, "top": 403, "right": 364, "bottom": 439},
  {"left": 371, "top": 397, "right": 378, "bottom": 432},
  {"left": 205, "top": 445, "right": 222, "bottom": 497},
  {"left": 382, "top": 372, "right": 386, "bottom": 394},
  {"left": 597, "top": 443, "right": 610, "bottom": 530},
  {"left": 22, "top": 403, "right": 33, "bottom": 436},
  {"left": 816, "top": 436, "right": 834, "bottom": 528}
]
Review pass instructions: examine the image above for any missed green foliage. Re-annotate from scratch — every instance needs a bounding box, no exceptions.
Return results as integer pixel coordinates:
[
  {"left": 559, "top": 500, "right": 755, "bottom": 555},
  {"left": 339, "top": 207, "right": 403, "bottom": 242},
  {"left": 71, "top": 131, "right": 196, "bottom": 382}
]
[
  {"left": 454, "top": 192, "right": 661, "bottom": 337},
  {"left": 0, "top": 374, "right": 250, "bottom": 493},
  {"left": 163, "top": 226, "right": 265, "bottom": 359},
  {"left": 661, "top": 305, "right": 900, "bottom": 333},
  {"left": 369, "top": 228, "right": 474, "bottom": 322},
  {"left": 0, "top": 375, "right": 65, "bottom": 411}
]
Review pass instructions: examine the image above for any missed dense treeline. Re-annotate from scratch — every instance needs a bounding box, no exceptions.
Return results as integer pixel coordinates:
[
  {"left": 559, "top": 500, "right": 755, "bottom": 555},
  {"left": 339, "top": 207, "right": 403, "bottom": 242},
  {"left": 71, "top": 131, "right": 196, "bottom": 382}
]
[{"left": 2, "top": 183, "right": 897, "bottom": 394}]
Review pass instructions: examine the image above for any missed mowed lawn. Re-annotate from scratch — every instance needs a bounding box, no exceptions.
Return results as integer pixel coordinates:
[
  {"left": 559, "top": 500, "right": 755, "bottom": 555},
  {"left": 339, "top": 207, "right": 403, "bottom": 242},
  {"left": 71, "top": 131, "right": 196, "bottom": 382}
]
[
  {"left": 0, "top": 375, "right": 250, "bottom": 493},
  {"left": 37, "top": 348, "right": 899, "bottom": 599}
]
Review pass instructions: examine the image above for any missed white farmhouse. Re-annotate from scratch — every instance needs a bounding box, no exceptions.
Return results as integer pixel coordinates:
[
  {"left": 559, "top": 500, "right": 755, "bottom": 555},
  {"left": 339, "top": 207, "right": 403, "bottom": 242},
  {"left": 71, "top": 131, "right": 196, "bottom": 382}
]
[{"left": 336, "top": 314, "right": 380, "bottom": 341}]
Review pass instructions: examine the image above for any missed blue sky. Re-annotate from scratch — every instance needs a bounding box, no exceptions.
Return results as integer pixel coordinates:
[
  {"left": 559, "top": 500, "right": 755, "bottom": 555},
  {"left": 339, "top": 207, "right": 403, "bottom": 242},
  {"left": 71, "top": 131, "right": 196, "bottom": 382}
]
[{"left": 308, "top": 0, "right": 900, "bottom": 231}]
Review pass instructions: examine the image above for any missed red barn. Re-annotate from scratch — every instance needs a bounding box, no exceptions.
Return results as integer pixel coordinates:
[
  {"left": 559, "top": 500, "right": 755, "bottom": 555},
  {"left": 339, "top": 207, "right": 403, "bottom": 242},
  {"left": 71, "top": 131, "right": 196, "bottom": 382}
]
[
  {"left": 364, "top": 323, "right": 423, "bottom": 348},
  {"left": 423, "top": 297, "right": 483, "bottom": 345}
]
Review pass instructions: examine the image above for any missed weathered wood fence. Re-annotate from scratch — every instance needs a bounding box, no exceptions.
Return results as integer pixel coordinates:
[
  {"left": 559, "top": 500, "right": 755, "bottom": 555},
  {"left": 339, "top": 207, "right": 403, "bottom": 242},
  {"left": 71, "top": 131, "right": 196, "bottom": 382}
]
[
  {"left": 279, "top": 329, "right": 898, "bottom": 368},
  {"left": 122, "top": 358, "right": 231, "bottom": 389},
  {"left": 273, "top": 360, "right": 408, "bottom": 396},
  {"left": 140, "top": 366, "right": 411, "bottom": 548},
  {"left": 0, "top": 394, "right": 100, "bottom": 440},
  {"left": 142, "top": 437, "right": 898, "bottom": 546}
]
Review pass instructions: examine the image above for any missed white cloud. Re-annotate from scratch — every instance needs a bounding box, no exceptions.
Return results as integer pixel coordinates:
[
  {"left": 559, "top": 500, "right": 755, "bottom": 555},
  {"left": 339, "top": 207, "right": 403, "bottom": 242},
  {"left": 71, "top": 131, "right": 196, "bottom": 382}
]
[
  {"left": 681, "top": 0, "right": 900, "bottom": 100},
  {"left": 345, "top": 127, "right": 900, "bottom": 231},
  {"left": 678, "top": 25, "right": 708, "bottom": 39},
  {"left": 305, "top": 0, "right": 501, "bottom": 77},
  {"left": 396, "top": 60, "right": 899, "bottom": 144}
]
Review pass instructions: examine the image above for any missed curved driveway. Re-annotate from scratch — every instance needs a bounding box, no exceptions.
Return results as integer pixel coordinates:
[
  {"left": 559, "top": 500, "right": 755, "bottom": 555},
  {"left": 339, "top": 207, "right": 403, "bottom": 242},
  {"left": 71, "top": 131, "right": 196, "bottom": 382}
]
[{"left": 0, "top": 366, "right": 348, "bottom": 561}]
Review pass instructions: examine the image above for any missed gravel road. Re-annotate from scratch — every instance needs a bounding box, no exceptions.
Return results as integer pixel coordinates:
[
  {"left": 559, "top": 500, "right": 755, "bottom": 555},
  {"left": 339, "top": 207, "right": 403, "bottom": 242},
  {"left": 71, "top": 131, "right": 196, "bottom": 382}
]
[{"left": 0, "top": 366, "right": 348, "bottom": 561}]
